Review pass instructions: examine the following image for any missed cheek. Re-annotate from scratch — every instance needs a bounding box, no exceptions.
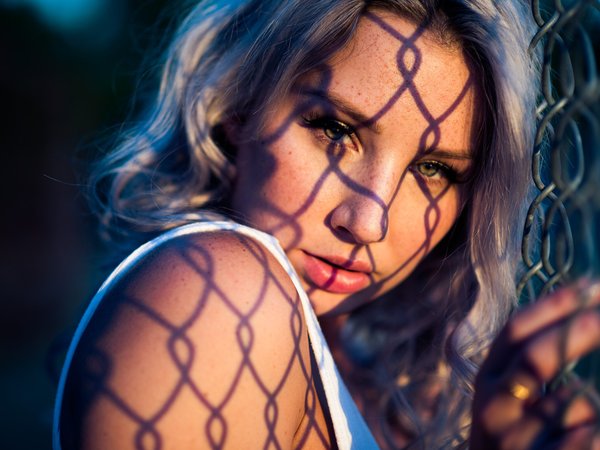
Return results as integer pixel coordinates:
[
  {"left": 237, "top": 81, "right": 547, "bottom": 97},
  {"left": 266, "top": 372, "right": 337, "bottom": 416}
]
[
  {"left": 258, "top": 138, "right": 325, "bottom": 206},
  {"left": 232, "top": 131, "right": 327, "bottom": 224},
  {"left": 390, "top": 181, "right": 461, "bottom": 248}
]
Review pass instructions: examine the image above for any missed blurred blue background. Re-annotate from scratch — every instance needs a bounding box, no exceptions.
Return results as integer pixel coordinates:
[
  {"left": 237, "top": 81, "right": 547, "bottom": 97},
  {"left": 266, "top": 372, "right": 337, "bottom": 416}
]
[{"left": 0, "top": 1, "right": 172, "bottom": 448}]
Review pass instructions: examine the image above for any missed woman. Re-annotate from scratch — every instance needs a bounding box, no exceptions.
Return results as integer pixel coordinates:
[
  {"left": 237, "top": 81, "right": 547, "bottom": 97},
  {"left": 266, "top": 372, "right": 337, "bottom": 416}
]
[{"left": 54, "top": 0, "right": 600, "bottom": 448}]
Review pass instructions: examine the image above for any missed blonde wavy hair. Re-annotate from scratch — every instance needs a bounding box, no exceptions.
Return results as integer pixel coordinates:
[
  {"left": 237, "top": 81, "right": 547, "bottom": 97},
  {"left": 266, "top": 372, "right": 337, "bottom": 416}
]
[{"left": 89, "top": 0, "right": 540, "bottom": 447}]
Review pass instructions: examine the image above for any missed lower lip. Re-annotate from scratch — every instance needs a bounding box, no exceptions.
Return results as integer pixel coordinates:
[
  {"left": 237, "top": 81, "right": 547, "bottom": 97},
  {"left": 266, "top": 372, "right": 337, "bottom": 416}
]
[{"left": 301, "top": 252, "right": 370, "bottom": 294}]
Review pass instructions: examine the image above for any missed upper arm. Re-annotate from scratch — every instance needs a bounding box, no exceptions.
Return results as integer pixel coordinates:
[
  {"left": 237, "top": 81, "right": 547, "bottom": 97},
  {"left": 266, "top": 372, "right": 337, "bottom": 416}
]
[{"left": 60, "top": 231, "right": 311, "bottom": 449}]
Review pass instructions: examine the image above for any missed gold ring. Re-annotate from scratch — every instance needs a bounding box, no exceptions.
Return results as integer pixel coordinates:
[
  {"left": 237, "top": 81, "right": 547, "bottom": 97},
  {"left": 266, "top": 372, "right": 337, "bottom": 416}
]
[{"left": 508, "top": 381, "right": 532, "bottom": 401}]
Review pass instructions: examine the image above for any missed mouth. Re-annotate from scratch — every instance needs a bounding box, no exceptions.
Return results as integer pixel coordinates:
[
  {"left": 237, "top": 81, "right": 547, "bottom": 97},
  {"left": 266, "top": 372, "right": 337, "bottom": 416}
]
[{"left": 301, "top": 251, "right": 371, "bottom": 294}]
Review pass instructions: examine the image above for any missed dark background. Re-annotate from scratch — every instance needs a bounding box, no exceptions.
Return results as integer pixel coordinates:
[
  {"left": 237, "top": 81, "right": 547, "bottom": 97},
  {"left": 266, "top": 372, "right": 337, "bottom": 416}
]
[
  {"left": 0, "top": 1, "right": 173, "bottom": 448},
  {"left": 0, "top": 1, "right": 599, "bottom": 449}
]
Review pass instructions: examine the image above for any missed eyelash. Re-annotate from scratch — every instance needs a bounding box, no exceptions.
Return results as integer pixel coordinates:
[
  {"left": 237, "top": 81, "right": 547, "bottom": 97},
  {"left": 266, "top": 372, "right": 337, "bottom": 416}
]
[
  {"left": 301, "top": 112, "right": 465, "bottom": 184},
  {"left": 411, "top": 160, "right": 461, "bottom": 184},
  {"left": 301, "top": 112, "right": 356, "bottom": 146}
]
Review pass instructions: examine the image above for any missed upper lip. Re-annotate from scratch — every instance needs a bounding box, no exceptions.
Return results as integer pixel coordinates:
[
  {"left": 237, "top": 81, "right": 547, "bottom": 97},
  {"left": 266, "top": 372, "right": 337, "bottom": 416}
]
[{"left": 305, "top": 251, "right": 373, "bottom": 273}]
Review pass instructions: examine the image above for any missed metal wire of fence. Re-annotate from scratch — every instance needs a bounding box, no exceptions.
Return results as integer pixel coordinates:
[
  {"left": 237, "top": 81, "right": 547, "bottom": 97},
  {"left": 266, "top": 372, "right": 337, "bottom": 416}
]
[
  {"left": 519, "top": 0, "right": 600, "bottom": 301},
  {"left": 518, "top": 0, "right": 600, "bottom": 392}
]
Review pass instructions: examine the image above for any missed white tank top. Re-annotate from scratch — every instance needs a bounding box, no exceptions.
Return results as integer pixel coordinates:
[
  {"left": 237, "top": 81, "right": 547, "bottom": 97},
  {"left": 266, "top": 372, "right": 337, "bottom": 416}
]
[{"left": 53, "top": 221, "right": 379, "bottom": 449}]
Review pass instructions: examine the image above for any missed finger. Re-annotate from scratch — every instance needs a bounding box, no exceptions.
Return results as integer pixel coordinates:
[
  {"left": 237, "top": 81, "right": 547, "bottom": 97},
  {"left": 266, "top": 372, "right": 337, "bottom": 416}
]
[
  {"left": 479, "top": 385, "right": 600, "bottom": 450},
  {"left": 515, "top": 308, "right": 600, "bottom": 382},
  {"left": 524, "top": 382, "right": 598, "bottom": 426},
  {"left": 547, "top": 424, "right": 600, "bottom": 450},
  {"left": 475, "top": 373, "right": 600, "bottom": 448},
  {"left": 595, "top": 433, "right": 600, "bottom": 450},
  {"left": 476, "top": 372, "right": 541, "bottom": 435},
  {"left": 482, "top": 281, "right": 600, "bottom": 375},
  {"left": 497, "top": 413, "right": 544, "bottom": 450},
  {"left": 476, "top": 312, "right": 600, "bottom": 432},
  {"left": 509, "top": 280, "right": 600, "bottom": 343},
  {"left": 562, "top": 396, "right": 597, "bottom": 430}
]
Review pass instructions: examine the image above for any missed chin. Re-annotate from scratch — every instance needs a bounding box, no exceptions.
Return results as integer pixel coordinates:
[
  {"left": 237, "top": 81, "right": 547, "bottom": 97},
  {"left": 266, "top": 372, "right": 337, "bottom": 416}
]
[{"left": 306, "top": 287, "right": 372, "bottom": 317}]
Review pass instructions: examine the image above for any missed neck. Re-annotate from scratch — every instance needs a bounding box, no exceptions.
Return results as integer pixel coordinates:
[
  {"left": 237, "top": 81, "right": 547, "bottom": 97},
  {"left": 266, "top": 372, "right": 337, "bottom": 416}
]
[{"left": 318, "top": 314, "right": 348, "bottom": 359}]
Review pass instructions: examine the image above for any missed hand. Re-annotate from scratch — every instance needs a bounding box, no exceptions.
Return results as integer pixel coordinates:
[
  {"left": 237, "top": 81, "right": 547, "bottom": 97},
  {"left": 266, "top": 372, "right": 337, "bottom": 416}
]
[{"left": 470, "top": 280, "right": 600, "bottom": 450}]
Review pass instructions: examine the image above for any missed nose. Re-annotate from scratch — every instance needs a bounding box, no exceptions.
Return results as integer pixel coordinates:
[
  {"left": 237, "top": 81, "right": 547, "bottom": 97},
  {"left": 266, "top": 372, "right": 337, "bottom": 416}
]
[{"left": 328, "top": 164, "right": 399, "bottom": 245}]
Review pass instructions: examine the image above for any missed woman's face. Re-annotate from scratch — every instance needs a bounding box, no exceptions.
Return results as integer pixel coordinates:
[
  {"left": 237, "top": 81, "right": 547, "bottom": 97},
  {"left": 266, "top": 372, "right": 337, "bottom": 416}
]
[{"left": 230, "top": 11, "right": 478, "bottom": 316}]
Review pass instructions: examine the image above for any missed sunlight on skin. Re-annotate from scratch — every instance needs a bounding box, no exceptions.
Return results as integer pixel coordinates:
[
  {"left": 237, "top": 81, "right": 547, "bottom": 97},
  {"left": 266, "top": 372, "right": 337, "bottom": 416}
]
[
  {"left": 61, "top": 11, "right": 481, "bottom": 450},
  {"left": 471, "top": 281, "right": 600, "bottom": 449},
  {"left": 71, "top": 232, "right": 331, "bottom": 449},
  {"left": 57, "top": 4, "right": 600, "bottom": 449},
  {"left": 231, "top": 12, "right": 477, "bottom": 316}
]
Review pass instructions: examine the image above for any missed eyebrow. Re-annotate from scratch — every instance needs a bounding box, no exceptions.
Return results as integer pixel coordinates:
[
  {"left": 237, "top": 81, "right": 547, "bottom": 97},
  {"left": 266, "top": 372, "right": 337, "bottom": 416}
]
[
  {"left": 422, "top": 149, "right": 473, "bottom": 161},
  {"left": 297, "top": 87, "right": 383, "bottom": 134},
  {"left": 298, "top": 87, "right": 474, "bottom": 160}
]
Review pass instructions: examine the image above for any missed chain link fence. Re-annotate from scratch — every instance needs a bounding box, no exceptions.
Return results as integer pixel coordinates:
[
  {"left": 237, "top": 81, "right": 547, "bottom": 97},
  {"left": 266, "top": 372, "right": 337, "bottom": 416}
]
[
  {"left": 519, "top": 0, "right": 600, "bottom": 300},
  {"left": 518, "top": 0, "right": 600, "bottom": 385}
]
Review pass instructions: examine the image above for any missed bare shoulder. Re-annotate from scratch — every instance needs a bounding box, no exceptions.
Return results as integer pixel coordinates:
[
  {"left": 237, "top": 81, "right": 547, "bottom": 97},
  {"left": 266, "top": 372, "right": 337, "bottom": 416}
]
[{"left": 60, "top": 230, "right": 312, "bottom": 449}]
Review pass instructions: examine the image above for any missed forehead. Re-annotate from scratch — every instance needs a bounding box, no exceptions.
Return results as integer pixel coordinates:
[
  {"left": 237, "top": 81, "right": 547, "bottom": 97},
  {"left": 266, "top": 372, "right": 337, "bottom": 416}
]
[{"left": 305, "top": 11, "right": 477, "bottom": 149}]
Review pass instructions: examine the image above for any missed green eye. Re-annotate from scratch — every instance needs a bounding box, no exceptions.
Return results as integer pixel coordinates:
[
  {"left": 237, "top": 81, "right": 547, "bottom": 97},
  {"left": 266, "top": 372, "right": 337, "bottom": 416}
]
[
  {"left": 323, "top": 121, "right": 349, "bottom": 141},
  {"left": 417, "top": 162, "right": 442, "bottom": 177},
  {"left": 302, "top": 114, "right": 353, "bottom": 143}
]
